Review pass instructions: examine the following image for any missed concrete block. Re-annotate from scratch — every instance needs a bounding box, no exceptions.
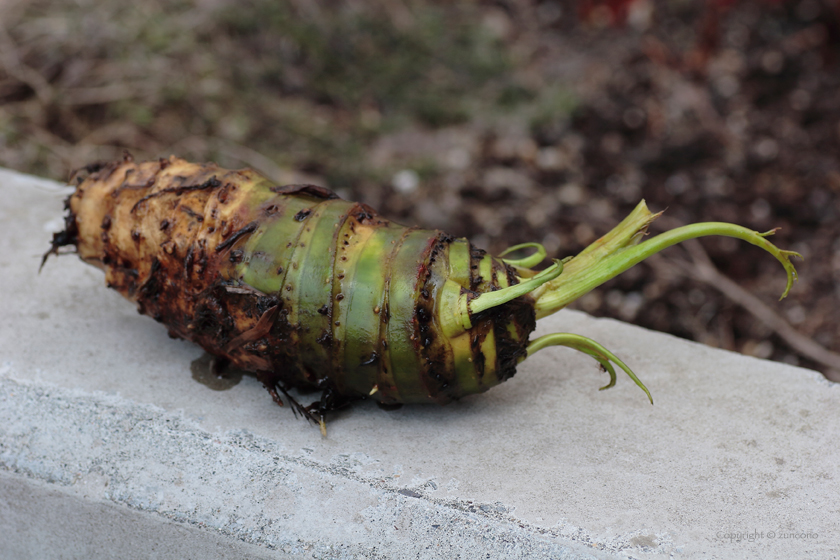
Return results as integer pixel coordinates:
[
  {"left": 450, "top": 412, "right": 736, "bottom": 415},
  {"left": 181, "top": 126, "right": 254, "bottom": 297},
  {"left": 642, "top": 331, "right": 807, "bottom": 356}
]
[{"left": 1, "top": 167, "right": 838, "bottom": 559}]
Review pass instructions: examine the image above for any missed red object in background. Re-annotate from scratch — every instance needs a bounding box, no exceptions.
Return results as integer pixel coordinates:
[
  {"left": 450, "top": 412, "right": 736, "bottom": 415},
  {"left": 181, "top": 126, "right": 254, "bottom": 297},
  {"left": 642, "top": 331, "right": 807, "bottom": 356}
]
[
  {"left": 578, "top": 0, "right": 636, "bottom": 26},
  {"left": 579, "top": 0, "right": 799, "bottom": 28},
  {"left": 579, "top": 0, "right": 837, "bottom": 75}
]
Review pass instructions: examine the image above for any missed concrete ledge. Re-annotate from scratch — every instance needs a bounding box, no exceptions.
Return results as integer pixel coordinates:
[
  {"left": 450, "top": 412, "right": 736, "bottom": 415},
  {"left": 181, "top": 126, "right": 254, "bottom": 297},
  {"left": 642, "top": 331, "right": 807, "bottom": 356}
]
[
  {"left": 0, "top": 470, "right": 279, "bottom": 560},
  {"left": 1, "top": 167, "right": 838, "bottom": 559}
]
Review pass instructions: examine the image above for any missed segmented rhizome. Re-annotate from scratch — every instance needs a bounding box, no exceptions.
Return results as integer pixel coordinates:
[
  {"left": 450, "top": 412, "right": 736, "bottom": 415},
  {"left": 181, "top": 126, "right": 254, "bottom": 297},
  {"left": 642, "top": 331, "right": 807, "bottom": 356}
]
[
  {"left": 45, "top": 154, "right": 801, "bottom": 430},
  {"left": 47, "top": 156, "right": 538, "bottom": 410}
]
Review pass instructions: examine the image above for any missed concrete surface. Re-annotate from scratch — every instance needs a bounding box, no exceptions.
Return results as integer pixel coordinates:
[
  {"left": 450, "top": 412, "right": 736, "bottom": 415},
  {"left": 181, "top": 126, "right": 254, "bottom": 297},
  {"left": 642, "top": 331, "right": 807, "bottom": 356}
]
[{"left": 1, "top": 166, "right": 838, "bottom": 560}]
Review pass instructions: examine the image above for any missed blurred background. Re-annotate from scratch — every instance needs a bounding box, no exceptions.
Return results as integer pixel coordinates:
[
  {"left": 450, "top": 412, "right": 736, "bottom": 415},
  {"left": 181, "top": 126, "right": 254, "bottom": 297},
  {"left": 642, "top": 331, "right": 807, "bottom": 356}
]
[{"left": 1, "top": 0, "right": 839, "bottom": 380}]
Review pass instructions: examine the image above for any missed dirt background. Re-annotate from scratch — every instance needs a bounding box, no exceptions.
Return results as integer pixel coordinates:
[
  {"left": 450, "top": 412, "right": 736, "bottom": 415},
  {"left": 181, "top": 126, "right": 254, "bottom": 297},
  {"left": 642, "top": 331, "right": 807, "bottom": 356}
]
[{"left": 2, "top": 0, "right": 838, "bottom": 380}]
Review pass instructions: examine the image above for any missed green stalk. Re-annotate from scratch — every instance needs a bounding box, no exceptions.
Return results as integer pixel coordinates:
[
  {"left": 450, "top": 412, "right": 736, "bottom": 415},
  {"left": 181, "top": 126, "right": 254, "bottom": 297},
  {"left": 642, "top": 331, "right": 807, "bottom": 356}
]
[
  {"left": 524, "top": 333, "right": 654, "bottom": 404},
  {"left": 532, "top": 201, "right": 801, "bottom": 320}
]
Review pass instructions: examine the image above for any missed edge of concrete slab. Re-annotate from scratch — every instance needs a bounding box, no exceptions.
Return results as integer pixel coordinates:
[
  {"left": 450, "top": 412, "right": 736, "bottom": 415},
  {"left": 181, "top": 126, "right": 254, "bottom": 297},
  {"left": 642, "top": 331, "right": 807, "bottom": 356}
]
[
  {"left": 0, "top": 469, "right": 283, "bottom": 560},
  {"left": 0, "top": 375, "right": 614, "bottom": 560}
]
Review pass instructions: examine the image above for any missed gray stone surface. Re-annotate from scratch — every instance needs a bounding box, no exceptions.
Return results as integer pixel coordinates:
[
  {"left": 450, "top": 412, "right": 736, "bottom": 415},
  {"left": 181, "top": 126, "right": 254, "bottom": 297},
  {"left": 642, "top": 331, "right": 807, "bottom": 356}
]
[
  {"left": 0, "top": 470, "right": 280, "bottom": 560},
  {"left": 1, "top": 166, "right": 838, "bottom": 559}
]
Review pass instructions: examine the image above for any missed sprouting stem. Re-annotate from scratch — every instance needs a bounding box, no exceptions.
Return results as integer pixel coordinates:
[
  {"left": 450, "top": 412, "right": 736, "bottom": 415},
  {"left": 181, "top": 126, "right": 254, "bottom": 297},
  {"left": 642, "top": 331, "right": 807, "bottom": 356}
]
[
  {"left": 523, "top": 332, "right": 653, "bottom": 404},
  {"left": 531, "top": 202, "right": 801, "bottom": 320}
]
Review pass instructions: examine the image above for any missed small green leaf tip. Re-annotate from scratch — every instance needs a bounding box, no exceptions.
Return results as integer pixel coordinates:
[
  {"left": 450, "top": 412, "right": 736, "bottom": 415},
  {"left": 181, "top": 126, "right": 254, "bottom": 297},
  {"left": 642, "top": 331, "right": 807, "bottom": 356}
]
[
  {"left": 776, "top": 249, "right": 803, "bottom": 300},
  {"left": 748, "top": 226, "right": 802, "bottom": 299},
  {"left": 499, "top": 242, "right": 547, "bottom": 269},
  {"left": 525, "top": 332, "right": 654, "bottom": 404}
]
